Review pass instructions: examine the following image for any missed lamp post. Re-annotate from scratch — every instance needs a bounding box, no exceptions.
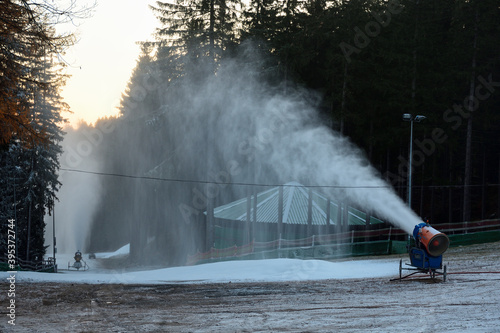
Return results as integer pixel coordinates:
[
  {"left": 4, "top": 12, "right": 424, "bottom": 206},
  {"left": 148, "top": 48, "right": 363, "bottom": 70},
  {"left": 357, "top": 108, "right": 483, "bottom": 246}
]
[
  {"left": 53, "top": 203, "right": 57, "bottom": 272},
  {"left": 402, "top": 114, "right": 426, "bottom": 210}
]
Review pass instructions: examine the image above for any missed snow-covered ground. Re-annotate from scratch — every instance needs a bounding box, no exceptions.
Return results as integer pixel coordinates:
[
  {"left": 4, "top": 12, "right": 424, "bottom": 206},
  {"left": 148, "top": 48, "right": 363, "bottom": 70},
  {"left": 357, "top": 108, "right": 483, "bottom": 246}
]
[
  {"left": 2, "top": 243, "right": 401, "bottom": 284},
  {"left": 2, "top": 257, "right": 401, "bottom": 284},
  {"left": 2, "top": 242, "right": 500, "bottom": 332},
  {"left": 93, "top": 243, "right": 130, "bottom": 259}
]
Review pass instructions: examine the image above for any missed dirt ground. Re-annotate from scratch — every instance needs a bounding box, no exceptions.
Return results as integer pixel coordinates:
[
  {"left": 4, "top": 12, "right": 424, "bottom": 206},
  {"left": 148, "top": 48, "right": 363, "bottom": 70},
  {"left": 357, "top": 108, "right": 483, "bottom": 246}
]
[{"left": 2, "top": 242, "right": 500, "bottom": 333}]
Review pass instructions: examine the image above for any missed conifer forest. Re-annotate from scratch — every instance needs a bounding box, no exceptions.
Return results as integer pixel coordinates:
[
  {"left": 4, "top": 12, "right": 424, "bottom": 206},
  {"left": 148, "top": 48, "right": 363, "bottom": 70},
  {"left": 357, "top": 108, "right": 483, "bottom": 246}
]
[{"left": 1, "top": 0, "right": 500, "bottom": 265}]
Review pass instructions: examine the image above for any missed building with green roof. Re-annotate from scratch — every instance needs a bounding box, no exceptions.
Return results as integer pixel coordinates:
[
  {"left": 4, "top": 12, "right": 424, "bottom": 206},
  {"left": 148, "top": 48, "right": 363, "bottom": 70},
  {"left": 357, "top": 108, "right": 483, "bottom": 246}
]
[{"left": 207, "top": 182, "right": 384, "bottom": 248}]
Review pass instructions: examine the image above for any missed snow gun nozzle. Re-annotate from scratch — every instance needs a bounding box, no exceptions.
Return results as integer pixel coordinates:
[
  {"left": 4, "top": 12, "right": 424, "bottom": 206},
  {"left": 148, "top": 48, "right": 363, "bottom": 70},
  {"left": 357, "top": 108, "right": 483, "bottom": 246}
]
[{"left": 412, "top": 223, "right": 450, "bottom": 257}]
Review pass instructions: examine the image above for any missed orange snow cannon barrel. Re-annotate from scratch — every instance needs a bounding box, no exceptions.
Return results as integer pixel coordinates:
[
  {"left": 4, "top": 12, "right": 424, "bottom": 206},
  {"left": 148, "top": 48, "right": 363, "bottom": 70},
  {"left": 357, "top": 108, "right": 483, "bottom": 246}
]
[{"left": 413, "top": 223, "right": 450, "bottom": 257}]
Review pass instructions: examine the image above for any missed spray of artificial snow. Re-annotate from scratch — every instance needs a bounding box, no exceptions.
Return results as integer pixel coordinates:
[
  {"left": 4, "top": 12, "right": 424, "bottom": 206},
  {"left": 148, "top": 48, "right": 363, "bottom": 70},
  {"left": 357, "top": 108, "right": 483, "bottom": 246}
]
[
  {"left": 48, "top": 124, "right": 103, "bottom": 254},
  {"left": 52, "top": 44, "right": 420, "bottom": 261},
  {"left": 161, "top": 48, "right": 420, "bottom": 235}
]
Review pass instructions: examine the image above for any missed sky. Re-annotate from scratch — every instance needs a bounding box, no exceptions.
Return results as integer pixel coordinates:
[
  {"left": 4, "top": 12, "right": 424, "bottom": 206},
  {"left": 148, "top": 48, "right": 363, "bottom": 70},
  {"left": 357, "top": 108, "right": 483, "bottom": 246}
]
[{"left": 59, "top": 0, "right": 158, "bottom": 126}]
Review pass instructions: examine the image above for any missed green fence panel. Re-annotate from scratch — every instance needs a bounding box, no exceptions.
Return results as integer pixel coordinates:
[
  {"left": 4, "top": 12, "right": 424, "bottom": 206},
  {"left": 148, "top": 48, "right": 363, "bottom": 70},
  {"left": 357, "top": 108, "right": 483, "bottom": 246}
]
[{"left": 448, "top": 230, "right": 500, "bottom": 247}]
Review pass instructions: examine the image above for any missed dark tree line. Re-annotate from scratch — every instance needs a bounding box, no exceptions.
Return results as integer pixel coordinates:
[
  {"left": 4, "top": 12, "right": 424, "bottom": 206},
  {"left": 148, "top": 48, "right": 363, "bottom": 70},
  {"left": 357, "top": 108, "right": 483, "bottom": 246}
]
[
  {"left": 244, "top": 0, "right": 500, "bottom": 223},
  {"left": 79, "top": 0, "right": 500, "bottom": 264},
  {"left": 0, "top": 1, "right": 90, "bottom": 264}
]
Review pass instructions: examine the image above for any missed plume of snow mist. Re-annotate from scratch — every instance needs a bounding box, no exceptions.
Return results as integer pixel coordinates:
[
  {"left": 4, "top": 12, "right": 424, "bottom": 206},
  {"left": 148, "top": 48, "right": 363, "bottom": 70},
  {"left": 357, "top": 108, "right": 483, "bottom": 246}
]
[
  {"left": 167, "top": 46, "right": 421, "bottom": 235},
  {"left": 49, "top": 124, "right": 103, "bottom": 254},
  {"left": 62, "top": 44, "right": 422, "bottom": 265}
]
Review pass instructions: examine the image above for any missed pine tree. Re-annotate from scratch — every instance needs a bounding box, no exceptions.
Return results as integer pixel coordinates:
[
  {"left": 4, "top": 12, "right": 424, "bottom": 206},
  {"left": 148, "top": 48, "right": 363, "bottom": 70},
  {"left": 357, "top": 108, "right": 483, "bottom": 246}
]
[
  {"left": 0, "top": 0, "right": 77, "bottom": 145},
  {"left": 450, "top": 0, "right": 500, "bottom": 222},
  {"left": 0, "top": 0, "right": 39, "bottom": 144},
  {"left": 0, "top": 2, "right": 72, "bottom": 264},
  {"left": 151, "top": 0, "right": 242, "bottom": 67}
]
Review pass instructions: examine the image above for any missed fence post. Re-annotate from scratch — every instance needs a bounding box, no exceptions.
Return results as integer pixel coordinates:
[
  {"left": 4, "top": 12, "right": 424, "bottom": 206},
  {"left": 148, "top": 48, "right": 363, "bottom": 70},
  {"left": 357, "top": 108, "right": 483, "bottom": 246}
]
[
  {"left": 307, "top": 188, "right": 313, "bottom": 237},
  {"left": 351, "top": 230, "right": 354, "bottom": 244},
  {"left": 386, "top": 226, "right": 392, "bottom": 254},
  {"left": 312, "top": 234, "right": 315, "bottom": 247},
  {"left": 278, "top": 233, "right": 282, "bottom": 249}
]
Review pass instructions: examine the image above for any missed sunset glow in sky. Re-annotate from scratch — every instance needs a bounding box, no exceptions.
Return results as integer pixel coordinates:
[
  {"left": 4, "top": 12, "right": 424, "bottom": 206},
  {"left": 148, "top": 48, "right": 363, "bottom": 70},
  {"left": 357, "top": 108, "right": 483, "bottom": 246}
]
[{"left": 60, "top": 0, "right": 157, "bottom": 126}]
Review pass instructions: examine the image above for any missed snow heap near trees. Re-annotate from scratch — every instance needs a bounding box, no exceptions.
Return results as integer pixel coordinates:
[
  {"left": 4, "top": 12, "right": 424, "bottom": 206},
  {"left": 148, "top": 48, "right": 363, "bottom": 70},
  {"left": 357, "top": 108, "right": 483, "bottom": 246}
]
[{"left": 1, "top": 250, "right": 399, "bottom": 284}]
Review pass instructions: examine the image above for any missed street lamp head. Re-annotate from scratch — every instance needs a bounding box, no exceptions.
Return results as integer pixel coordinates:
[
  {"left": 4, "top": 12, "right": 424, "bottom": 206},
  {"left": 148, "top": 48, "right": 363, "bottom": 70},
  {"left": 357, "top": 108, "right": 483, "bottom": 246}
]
[
  {"left": 414, "top": 115, "right": 427, "bottom": 122},
  {"left": 402, "top": 113, "right": 412, "bottom": 121}
]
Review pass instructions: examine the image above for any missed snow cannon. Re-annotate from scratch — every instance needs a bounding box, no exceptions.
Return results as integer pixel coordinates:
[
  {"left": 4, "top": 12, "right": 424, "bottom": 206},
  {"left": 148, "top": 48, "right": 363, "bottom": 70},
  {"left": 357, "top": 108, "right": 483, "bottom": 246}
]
[
  {"left": 393, "top": 222, "right": 448, "bottom": 281},
  {"left": 68, "top": 250, "right": 89, "bottom": 271},
  {"left": 73, "top": 251, "right": 83, "bottom": 269},
  {"left": 412, "top": 223, "right": 449, "bottom": 257}
]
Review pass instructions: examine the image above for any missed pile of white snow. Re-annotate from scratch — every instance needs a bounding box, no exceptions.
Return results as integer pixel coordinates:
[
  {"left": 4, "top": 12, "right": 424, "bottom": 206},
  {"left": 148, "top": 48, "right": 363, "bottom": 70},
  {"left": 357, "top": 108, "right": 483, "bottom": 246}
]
[
  {"left": 1, "top": 255, "right": 400, "bottom": 284},
  {"left": 94, "top": 243, "right": 130, "bottom": 259}
]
